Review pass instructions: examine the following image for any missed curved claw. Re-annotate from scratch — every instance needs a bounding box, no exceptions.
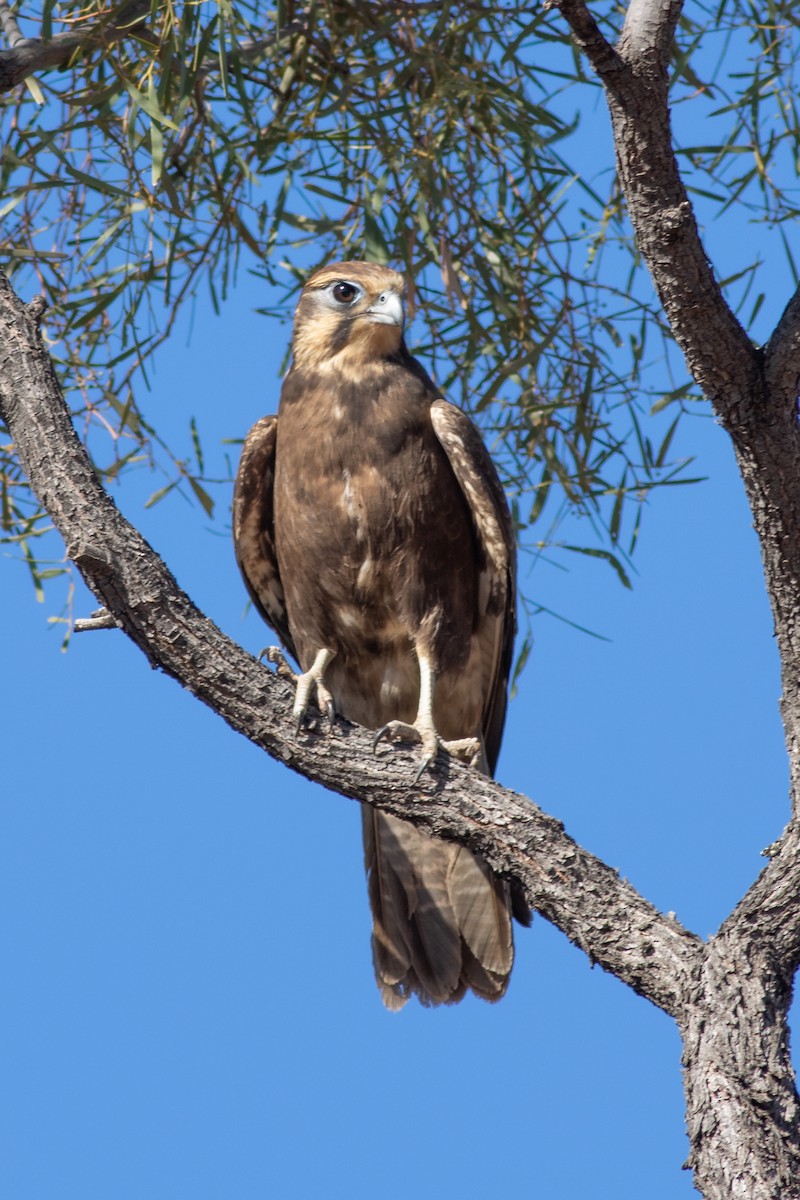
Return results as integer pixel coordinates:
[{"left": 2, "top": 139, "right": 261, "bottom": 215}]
[
  {"left": 259, "top": 646, "right": 298, "bottom": 684},
  {"left": 412, "top": 754, "right": 434, "bottom": 785},
  {"left": 373, "top": 719, "right": 482, "bottom": 781},
  {"left": 373, "top": 721, "right": 421, "bottom": 755},
  {"left": 373, "top": 720, "right": 440, "bottom": 781},
  {"left": 373, "top": 725, "right": 393, "bottom": 756}
]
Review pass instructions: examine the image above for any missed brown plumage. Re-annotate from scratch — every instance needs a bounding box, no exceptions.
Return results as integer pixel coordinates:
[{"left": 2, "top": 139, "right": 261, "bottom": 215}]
[{"left": 233, "top": 261, "right": 527, "bottom": 1009}]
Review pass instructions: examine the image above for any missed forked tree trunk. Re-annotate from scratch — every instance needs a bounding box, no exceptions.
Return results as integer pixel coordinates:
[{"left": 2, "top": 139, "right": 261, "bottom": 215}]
[{"left": 555, "top": 0, "right": 800, "bottom": 1194}]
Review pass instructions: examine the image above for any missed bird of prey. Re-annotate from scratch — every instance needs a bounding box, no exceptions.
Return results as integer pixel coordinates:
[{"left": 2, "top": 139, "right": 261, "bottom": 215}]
[{"left": 233, "top": 260, "right": 527, "bottom": 1008}]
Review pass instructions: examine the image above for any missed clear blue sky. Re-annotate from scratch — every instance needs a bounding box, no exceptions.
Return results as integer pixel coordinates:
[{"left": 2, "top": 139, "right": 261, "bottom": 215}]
[{"left": 0, "top": 256, "right": 791, "bottom": 1198}]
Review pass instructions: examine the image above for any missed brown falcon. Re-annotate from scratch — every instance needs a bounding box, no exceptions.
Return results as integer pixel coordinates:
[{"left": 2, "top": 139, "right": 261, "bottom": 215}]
[{"left": 233, "top": 261, "right": 527, "bottom": 1008}]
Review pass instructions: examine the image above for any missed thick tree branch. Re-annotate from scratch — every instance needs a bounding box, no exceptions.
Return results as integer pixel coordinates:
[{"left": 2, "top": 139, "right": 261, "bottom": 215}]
[
  {"left": 764, "top": 283, "right": 800, "bottom": 411},
  {"left": 0, "top": 269, "right": 702, "bottom": 1019},
  {"left": 720, "top": 819, "right": 800, "bottom": 977},
  {"left": 556, "top": 0, "right": 762, "bottom": 425},
  {"left": 551, "top": 2, "right": 800, "bottom": 1193},
  {"left": 558, "top": 0, "right": 800, "bottom": 821},
  {"left": 618, "top": 0, "right": 682, "bottom": 63}
]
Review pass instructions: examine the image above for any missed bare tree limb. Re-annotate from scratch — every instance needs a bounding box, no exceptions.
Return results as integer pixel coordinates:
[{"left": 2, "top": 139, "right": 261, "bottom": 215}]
[
  {"left": 618, "top": 0, "right": 682, "bottom": 64},
  {"left": 556, "top": 0, "right": 762, "bottom": 425},
  {"left": 73, "top": 606, "right": 119, "bottom": 632},
  {"left": 0, "top": 0, "right": 26, "bottom": 48},
  {"left": 555, "top": 0, "right": 800, "bottom": 828},
  {"left": 720, "top": 820, "right": 800, "bottom": 976},
  {"left": 548, "top": 1, "right": 800, "bottom": 1193},
  {"left": 544, "top": 0, "right": 622, "bottom": 77},
  {"left": 0, "top": 0, "right": 306, "bottom": 95},
  {"left": 764, "top": 283, "right": 800, "bottom": 413},
  {"left": 0, "top": 0, "right": 151, "bottom": 92},
  {"left": 679, "top": 934, "right": 800, "bottom": 1200}
]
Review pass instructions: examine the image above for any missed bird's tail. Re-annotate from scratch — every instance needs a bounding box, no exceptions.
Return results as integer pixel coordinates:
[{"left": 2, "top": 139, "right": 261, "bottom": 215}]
[{"left": 362, "top": 807, "right": 514, "bottom": 1010}]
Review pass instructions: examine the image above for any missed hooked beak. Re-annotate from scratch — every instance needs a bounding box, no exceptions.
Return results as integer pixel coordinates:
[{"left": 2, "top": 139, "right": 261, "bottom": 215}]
[{"left": 365, "top": 289, "right": 404, "bottom": 329}]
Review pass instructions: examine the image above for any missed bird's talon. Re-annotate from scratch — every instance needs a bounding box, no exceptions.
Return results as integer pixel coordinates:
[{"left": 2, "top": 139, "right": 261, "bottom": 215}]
[
  {"left": 439, "top": 736, "right": 482, "bottom": 768},
  {"left": 413, "top": 754, "right": 434, "bottom": 785},
  {"left": 373, "top": 725, "right": 393, "bottom": 755},
  {"left": 260, "top": 646, "right": 298, "bottom": 684}
]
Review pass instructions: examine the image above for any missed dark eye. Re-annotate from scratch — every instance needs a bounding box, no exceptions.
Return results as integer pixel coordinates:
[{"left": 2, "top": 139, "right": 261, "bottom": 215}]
[{"left": 332, "top": 281, "right": 359, "bottom": 304}]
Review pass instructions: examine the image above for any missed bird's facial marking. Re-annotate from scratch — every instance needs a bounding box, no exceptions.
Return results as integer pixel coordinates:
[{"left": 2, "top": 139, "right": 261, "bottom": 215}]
[{"left": 291, "top": 262, "right": 407, "bottom": 369}]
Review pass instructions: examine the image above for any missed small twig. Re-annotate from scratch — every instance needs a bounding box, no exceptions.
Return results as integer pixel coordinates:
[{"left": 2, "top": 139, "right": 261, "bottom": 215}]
[
  {"left": 73, "top": 607, "right": 119, "bottom": 632},
  {"left": 0, "top": 0, "right": 25, "bottom": 48}
]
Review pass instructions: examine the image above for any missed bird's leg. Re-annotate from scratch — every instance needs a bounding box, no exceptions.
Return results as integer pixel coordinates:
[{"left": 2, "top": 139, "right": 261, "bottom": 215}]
[
  {"left": 374, "top": 650, "right": 482, "bottom": 781},
  {"left": 262, "top": 645, "right": 337, "bottom": 733}
]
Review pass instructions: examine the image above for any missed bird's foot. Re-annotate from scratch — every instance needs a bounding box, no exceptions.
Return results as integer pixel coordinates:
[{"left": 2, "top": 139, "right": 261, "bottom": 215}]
[
  {"left": 374, "top": 720, "right": 482, "bottom": 783},
  {"left": 260, "top": 646, "right": 297, "bottom": 683},
  {"left": 261, "top": 646, "right": 336, "bottom": 733}
]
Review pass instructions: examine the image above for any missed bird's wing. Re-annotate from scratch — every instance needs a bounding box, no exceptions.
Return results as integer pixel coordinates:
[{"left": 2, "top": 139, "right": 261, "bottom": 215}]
[
  {"left": 430, "top": 399, "right": 516, "bottom": 774},
  {"left": 232, "top": 415, "right": 297, "bottom": 661}
]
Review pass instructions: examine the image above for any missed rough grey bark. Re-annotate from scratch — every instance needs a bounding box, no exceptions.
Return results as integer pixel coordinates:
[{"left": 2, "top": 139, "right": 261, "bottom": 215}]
[{"left": 555, "top": 0, "right": 800, "bottom": 1195}]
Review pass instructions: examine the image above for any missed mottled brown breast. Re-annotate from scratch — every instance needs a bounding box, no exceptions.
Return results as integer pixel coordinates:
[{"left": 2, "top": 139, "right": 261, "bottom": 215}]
[{"left": 272, "top": 354, "right": 483, "bottom": 704}]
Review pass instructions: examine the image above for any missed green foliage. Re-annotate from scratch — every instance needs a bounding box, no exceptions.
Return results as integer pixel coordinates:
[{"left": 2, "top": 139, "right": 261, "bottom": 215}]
[{"left": 1, "top": 0, "right": 798, "bottom": 607}]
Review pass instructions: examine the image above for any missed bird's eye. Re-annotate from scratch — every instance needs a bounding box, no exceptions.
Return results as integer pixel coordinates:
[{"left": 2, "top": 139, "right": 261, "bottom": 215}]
[{"left": 331, "top": 281, "right": 359, "bottom": 304}]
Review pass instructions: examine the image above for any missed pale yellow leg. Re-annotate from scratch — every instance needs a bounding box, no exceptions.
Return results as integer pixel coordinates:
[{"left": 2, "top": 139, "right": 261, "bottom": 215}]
[
  {"left": 263, "top": 645, "right": 336, "bottom": 733},
  {"left": 374, "top": 649, "right": 481, "bottom": 781}
]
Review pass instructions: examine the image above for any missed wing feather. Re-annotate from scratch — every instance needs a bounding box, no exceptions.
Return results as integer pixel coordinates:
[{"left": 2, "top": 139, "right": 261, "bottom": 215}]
[
  {"left": 430, "top": 399, "right": 516, "bottom": 774},
  {"left": 232, "top": 415, "right": 297, "bottom": 660}
]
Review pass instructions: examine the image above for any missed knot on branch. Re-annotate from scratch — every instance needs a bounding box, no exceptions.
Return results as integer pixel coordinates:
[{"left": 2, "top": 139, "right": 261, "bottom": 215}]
[
  {"left": 25, "top": 295, "right": 47, "bottom": 327},
  {"left": 68, "top": 539, "right": 113, "bottom": 577},
  {"left": 657, "top": 201, "right": 692, "bottom": 244}
]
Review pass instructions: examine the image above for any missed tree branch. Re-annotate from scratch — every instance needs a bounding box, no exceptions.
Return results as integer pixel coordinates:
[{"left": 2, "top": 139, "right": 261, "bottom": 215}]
[
  {"left": 764, "top": 283, "right": 800, "bottom": 413},
  {"left": 547, "top": 7, "right": 800, "bottom": 1185},
  {"left": 720, "top": 819, "right": 800, "bottom": 978},
  {"left": 618, "top": 0, "right": 682, "bottom": 64},
  {"left": 544, "top": 0, "right": 623, "bottom": 78},
  {"left": 0, "top": 0, "right": 307, "bottom": 95},
  {"left": 0, "top": 0, "right": 152, "bottom": 92},
  {"left": 557, "top": 0, "right": 800, "bottom": 824},
  {"left": 556, "top": 0, "right": 762, "bottom": 426},
  {"left": 0, "top": 268, "right": 702, "bottom": 1020},
  {"left": 0, "top": 0, "right": 26, "bottom": 48}
]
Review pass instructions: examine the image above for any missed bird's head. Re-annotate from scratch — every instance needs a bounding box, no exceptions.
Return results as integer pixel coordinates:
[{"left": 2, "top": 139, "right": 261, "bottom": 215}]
[{"left": 291, "top": 261, "right": 406, "bottom": 371}]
